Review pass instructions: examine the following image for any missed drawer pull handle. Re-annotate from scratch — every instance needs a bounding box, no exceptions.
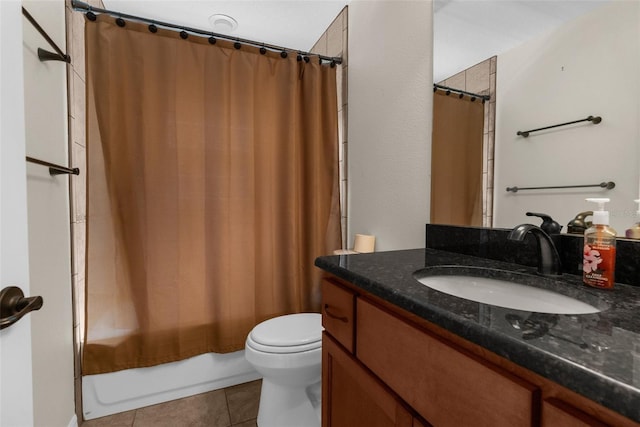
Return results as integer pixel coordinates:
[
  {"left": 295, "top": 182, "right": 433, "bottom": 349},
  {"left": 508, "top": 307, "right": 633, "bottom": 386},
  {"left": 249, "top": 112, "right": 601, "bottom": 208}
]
[{"left": 324, "top": 304, "right": 348, "bottom": 323}]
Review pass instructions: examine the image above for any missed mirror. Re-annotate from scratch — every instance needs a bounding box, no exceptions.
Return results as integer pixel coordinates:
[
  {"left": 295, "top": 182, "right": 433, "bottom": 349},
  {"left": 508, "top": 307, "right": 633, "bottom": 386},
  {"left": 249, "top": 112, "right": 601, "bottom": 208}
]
[{"left": 433, "top": 0, "right": 639, "bottom": 235}]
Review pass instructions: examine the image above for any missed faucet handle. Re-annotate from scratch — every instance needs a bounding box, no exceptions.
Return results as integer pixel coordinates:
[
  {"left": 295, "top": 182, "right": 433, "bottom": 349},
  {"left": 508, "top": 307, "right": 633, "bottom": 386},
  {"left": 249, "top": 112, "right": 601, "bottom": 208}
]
[{"left": 526, "top": 212, "right": 562, "bottom": 235}]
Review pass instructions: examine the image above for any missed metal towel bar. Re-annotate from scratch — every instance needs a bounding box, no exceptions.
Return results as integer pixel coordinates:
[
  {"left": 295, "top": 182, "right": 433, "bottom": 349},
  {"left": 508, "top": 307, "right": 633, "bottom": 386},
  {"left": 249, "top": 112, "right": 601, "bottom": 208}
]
[
  {"left": 517, "top": 115, "right": 601, "bottom": 138},
  {"left": 22, "top": 6, "right": 71, "bottom": 63},
  {"left": 26, "top": 156, "right": 80, "bottom": 176},
  {"left": 506, "top": 182, "right": 615, "bottom": 193}
]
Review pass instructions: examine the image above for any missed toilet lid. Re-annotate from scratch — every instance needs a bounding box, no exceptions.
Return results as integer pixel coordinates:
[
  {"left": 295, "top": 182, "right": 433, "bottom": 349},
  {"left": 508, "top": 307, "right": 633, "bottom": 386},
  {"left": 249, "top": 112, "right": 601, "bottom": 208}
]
[{"left": 248, "top": 313, "right": 322, "bottom": 353}]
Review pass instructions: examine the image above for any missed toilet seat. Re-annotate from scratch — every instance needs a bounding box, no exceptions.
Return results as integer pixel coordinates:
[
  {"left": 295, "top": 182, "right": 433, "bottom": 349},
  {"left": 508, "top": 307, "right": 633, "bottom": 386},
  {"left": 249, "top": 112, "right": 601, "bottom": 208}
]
[{"left": 247, "top": 313, "right": 322, "bottom": 354}]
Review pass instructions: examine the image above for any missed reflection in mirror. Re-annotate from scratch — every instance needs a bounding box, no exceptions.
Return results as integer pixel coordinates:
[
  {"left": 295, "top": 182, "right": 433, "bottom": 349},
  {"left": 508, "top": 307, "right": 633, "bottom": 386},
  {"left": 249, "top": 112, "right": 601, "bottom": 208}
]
[{"left": 432, "top": 1, "right": 640, "bottom": 235}]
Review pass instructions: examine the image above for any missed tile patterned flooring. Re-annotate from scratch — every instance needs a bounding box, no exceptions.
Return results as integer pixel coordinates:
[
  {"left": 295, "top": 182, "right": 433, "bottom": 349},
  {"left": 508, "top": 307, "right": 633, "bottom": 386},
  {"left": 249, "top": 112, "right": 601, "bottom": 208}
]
[{"left": 81, "top": 380, "right": 261, "bottom": 427}]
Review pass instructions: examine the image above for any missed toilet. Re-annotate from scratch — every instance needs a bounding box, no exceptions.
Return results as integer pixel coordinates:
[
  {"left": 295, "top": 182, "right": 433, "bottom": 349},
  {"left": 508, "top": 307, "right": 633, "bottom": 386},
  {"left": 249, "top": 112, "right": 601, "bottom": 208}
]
[{"left": 244, "top": 313, "right": 322, "bottom": 427}]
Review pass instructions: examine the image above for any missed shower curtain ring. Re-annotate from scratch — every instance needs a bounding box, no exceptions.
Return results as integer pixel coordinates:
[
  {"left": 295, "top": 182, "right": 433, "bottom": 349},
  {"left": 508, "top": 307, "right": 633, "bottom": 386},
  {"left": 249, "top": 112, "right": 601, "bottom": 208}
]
[
  {"left": 260, "top": 45, "right": 267, "bottom": 55},
  {"left": 148, "top": 23, "right": 157, "bottom": 33},
  {"left": 116, "top": 17, "right": 125, "bottom": 27}
]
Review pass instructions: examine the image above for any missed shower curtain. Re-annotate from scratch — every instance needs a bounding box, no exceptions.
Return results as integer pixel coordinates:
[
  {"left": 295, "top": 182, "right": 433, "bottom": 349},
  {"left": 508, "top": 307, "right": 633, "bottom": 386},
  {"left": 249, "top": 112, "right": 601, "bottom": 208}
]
[
  {"left": 431, "top": 90, "right": 484, "bottom": 226},
  {"left": 83, "top": 15, "right": 341, "bottom": 375}
]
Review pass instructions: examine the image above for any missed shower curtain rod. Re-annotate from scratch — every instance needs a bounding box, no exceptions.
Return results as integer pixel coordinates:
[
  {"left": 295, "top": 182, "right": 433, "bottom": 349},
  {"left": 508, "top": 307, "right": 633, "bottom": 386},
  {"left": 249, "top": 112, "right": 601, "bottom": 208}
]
[
  {"left": 434, "top": 84, "right": 490, "bottom": 102},
  {"left": 71, "top": 0, "right": 343, "bottom": 65}
]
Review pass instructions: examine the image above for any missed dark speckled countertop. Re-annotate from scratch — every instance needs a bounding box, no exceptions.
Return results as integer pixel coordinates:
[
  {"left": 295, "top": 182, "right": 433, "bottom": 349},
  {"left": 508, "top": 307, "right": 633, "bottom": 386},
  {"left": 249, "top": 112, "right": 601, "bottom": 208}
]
[{"left": 315, "top": 248, "right": 640, "bottom": 423}]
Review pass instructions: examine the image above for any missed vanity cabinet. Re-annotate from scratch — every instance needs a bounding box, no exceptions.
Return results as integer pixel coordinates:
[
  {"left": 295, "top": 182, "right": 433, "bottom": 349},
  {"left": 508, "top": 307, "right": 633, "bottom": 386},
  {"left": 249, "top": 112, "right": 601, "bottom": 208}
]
[
  {"left": 322, "top": 279, "right": 427, "bottom": 427},
  {"left": 321, "top": 276, "right": 639, "bottom": 427}
]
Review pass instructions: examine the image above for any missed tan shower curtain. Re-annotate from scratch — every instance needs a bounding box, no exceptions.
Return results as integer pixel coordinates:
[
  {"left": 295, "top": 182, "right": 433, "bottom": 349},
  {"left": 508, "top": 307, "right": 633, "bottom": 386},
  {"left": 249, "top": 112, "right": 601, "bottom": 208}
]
[
  {"left": 84, "top": 15, "right": 341, "bottom": 375},
  {"left": 431, "top": 91, "right": 484, "bottom": 226}
]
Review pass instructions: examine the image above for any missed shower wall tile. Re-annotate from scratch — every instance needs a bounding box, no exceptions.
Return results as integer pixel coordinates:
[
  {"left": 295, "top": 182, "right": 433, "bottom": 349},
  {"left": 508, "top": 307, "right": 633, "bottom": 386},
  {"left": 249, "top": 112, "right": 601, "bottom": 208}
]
[
  {"left": 338, "top": 110, "right": 344, "bottom": 157},
  {"left": 66, "top": 2, "right": 101, "bottom": 421},
  {"left": 341, "top": 65, "right": 348, "bottom": 109},
  {"left": 341, "top": 106, "right": 348, "bottom": 143},
  {"left": 489, "top": 100, "right": 496, "bottom": 131},
  {"left": 341, "top": 28, "right": 348, "bottom": 67},
  {"left": 465, "top": 59, "right": 490, "bottom": 94},
  {"left": 482, "top": 133, "right": 488, "bottom": 175},
  {"left": 444, "top": 70, "right": 465, "bottom": 89},
  {"left": 72, "top": 108, "right": 86, "bottom": 147},
  {"left": 71, "top": 70, "right": 86, "bottom": 126},
  {"left": 72, "top": 142, "right": 86, "bottom": 221},
  {"left": 336, "top": 65, "right": 343, "bottom": 107},
  {"left": 74, "top": 275, "right": 85, "bottom": 331},
  {"left": 311, "top": 33, "right": 327, "bottom": 56},
  {"left": 72, "top": 220, "right": 86, "bottom": 278},
  {"left": 70, "top": 6, "right": 85, "bottom": 81},
  {"left": 488, "top": 131, "right": 495, "bottom": 160},
  {"left": 311, "top": 6, "right": 348, "bottom": 248},
  {"left": 490, "top": 70, "right": 496, "bottom": 98},
  {"left": 327, "top": 19, "right": 343, "bottom": 57}
]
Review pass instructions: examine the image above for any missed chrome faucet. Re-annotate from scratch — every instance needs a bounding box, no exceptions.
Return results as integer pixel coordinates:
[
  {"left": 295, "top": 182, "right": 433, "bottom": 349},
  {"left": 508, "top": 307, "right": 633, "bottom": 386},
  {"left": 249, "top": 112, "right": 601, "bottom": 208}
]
[{"left": 508, "top": 224, "right": 562, "bottom": 276}]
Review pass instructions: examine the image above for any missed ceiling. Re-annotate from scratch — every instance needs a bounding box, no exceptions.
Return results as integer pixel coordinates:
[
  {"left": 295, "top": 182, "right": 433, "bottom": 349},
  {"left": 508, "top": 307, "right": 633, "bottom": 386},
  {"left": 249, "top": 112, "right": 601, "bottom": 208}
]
[
  {"left": 102, "top": 0, "right": 350, "bottom": 52},
  {"left": 103, "top": 0, "right": 609, "bottom": 82},
  {"left": 433, "top": 0, "right": 609, "bottom": 82}
]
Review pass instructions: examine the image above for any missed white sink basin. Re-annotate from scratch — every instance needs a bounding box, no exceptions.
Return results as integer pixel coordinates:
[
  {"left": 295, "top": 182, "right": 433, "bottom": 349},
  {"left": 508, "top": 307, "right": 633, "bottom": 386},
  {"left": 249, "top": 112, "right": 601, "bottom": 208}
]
[{"left": 415, "top": 273, "right": 601, "bottom": 314}]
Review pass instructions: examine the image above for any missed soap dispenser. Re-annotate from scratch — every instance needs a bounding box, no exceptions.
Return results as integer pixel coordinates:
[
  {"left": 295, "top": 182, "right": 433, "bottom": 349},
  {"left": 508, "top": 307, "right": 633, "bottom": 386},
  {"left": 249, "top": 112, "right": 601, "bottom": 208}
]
[
  {"left": 526, "top": 212, "right": 562, "bottom": 234},
  {"left": 625, "top": 200, "right": 640, "bottom": 239},
  {"left": 583, "top": 198, "right": 616, "bottom": 289}
]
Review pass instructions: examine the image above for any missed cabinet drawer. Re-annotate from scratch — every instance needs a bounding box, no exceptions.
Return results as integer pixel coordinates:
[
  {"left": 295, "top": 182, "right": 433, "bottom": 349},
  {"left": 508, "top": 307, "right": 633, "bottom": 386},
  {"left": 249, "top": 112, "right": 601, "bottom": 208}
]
[
  {"left": 357, "top": 298, "right": 540, "bottom": 427},
  {"left": 321, "top": 279, "right": 355, "bottom": 353}
]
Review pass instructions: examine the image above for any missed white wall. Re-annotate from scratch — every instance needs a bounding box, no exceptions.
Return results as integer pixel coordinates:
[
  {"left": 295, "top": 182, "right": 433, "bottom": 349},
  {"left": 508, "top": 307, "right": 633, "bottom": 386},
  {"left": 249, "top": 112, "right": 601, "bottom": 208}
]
[
  {"left": 22, "top": 1, "right": 76, "bottom": 426},
  {"left": 0, "top": 1, "right": 35, "bottom": 425},
  {"left": 348, "top": 0, "right": 433, "bottom": 251},
  {"left": 494, "top": 1, "right": 640, "bottom": 234}
]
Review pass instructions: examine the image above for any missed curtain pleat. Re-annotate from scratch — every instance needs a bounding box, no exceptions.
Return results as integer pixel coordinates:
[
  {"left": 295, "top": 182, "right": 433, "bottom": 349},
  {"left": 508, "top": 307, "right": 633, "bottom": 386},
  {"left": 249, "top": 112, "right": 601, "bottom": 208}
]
[
  {"left": 84, "top": 15, "right": 341, "bottom": 375},
  {"left": 431, "top": 91, "right": 484, "bottom": 226}
]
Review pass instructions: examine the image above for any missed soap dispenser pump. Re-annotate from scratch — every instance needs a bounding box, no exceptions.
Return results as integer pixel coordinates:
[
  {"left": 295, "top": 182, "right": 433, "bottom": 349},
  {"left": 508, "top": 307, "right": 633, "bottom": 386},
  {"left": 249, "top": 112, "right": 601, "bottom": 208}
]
[
  {"left": 526, "top": 212, "right": 562, "bottom": 234},
  {"left": 625, "top": 199, "right": 640, "bottom": 239},
  {"left": 583, "top": 198, "right": 616, "bottom": 289}
]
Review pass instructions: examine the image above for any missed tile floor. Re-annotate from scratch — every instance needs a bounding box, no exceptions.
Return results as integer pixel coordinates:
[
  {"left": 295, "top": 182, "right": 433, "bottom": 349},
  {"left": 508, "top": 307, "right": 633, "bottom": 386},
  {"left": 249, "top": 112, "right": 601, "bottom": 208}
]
[{"left": 81, "top": 380, "right": 261, "bottom": 427}]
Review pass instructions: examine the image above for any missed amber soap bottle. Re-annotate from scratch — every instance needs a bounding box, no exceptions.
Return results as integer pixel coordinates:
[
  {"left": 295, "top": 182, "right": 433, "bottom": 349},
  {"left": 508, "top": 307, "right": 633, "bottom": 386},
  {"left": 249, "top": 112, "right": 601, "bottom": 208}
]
[{"left": 583, "top": 198, "right": 616, "bottom": 289}]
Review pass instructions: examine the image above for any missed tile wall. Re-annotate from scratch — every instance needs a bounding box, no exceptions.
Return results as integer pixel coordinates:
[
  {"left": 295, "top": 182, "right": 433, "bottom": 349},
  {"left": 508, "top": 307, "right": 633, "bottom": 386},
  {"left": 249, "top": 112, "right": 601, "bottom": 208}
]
[
  {"left": 311, "top": 7, "right": 349, "bottom": 249},
  {"left": 438, "top": 57, "right": 497, "bottom": 227},
  {"left": 65, "top": 0, "right": 103, "bottom": 421}
]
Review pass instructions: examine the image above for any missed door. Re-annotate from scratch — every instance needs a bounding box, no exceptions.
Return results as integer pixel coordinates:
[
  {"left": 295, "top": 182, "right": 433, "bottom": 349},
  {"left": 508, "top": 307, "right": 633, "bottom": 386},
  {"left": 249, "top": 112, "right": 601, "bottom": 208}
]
[
  {"left": 0, "top": 0, "right": 35, "bottom": 424},
  {"left": 322, "top": 333, "right": 414, "bottom": 427}
]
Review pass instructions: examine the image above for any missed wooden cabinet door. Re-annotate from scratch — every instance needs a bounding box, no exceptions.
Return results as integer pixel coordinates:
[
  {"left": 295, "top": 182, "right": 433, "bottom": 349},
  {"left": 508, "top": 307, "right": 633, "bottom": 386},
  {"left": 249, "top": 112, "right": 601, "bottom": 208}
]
[
  {"left": 542, "top": 399, "right": 608, "bottom": 427},
  {"left": 357, "top": 298, "right": 540, "bottom": 427},
  {"left": 323, "top": 332, "right": 414, "bottom": 427}
]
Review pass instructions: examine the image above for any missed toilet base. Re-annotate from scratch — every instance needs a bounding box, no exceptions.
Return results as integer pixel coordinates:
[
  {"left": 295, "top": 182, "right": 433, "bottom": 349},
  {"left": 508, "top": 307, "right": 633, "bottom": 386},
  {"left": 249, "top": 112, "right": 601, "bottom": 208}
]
[{"left": 257, "top": 378, "right": 321, "bottom": 427}]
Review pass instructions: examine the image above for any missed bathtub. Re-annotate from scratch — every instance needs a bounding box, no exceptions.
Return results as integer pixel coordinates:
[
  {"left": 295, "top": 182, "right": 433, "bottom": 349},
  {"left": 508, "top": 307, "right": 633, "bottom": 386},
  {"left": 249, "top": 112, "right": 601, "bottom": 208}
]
[{"left": 82, "top": 350, "right": 260, "bottom": 420}]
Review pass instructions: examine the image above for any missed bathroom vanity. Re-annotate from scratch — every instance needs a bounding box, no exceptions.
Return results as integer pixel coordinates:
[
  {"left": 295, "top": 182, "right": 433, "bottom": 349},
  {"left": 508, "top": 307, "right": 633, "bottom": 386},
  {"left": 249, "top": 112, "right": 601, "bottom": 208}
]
[{"left": 316, "top": 248, "right": 640, "bottom": 427}]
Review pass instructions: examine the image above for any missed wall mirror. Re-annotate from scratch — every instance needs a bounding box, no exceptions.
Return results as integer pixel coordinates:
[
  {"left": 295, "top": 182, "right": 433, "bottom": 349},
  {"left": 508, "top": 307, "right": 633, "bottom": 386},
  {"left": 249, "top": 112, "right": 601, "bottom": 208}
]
[{"left": 432, "top": 0, "right": 639, "bottom": 235}]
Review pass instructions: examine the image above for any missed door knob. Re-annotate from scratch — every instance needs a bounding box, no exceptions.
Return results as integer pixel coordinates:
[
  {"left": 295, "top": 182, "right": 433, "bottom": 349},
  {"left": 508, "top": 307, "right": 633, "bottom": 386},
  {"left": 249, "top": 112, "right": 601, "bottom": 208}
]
[{"left": 0, "top": 286, "right": 43, "bottom": 330}]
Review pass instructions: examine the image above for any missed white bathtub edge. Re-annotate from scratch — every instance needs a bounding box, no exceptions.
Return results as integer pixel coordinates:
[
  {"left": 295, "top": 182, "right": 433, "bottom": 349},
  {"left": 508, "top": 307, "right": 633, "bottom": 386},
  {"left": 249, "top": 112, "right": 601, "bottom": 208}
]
[{"left": 82, "top": 350, "right": 260, "bottom": 420}]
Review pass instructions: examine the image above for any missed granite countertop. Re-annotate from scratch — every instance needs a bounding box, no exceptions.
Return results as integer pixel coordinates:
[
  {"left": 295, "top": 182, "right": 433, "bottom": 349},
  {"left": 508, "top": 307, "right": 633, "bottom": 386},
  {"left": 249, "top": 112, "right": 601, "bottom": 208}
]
[{"left": 315, "top": 248, "right": 640, "bottom": 423}]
